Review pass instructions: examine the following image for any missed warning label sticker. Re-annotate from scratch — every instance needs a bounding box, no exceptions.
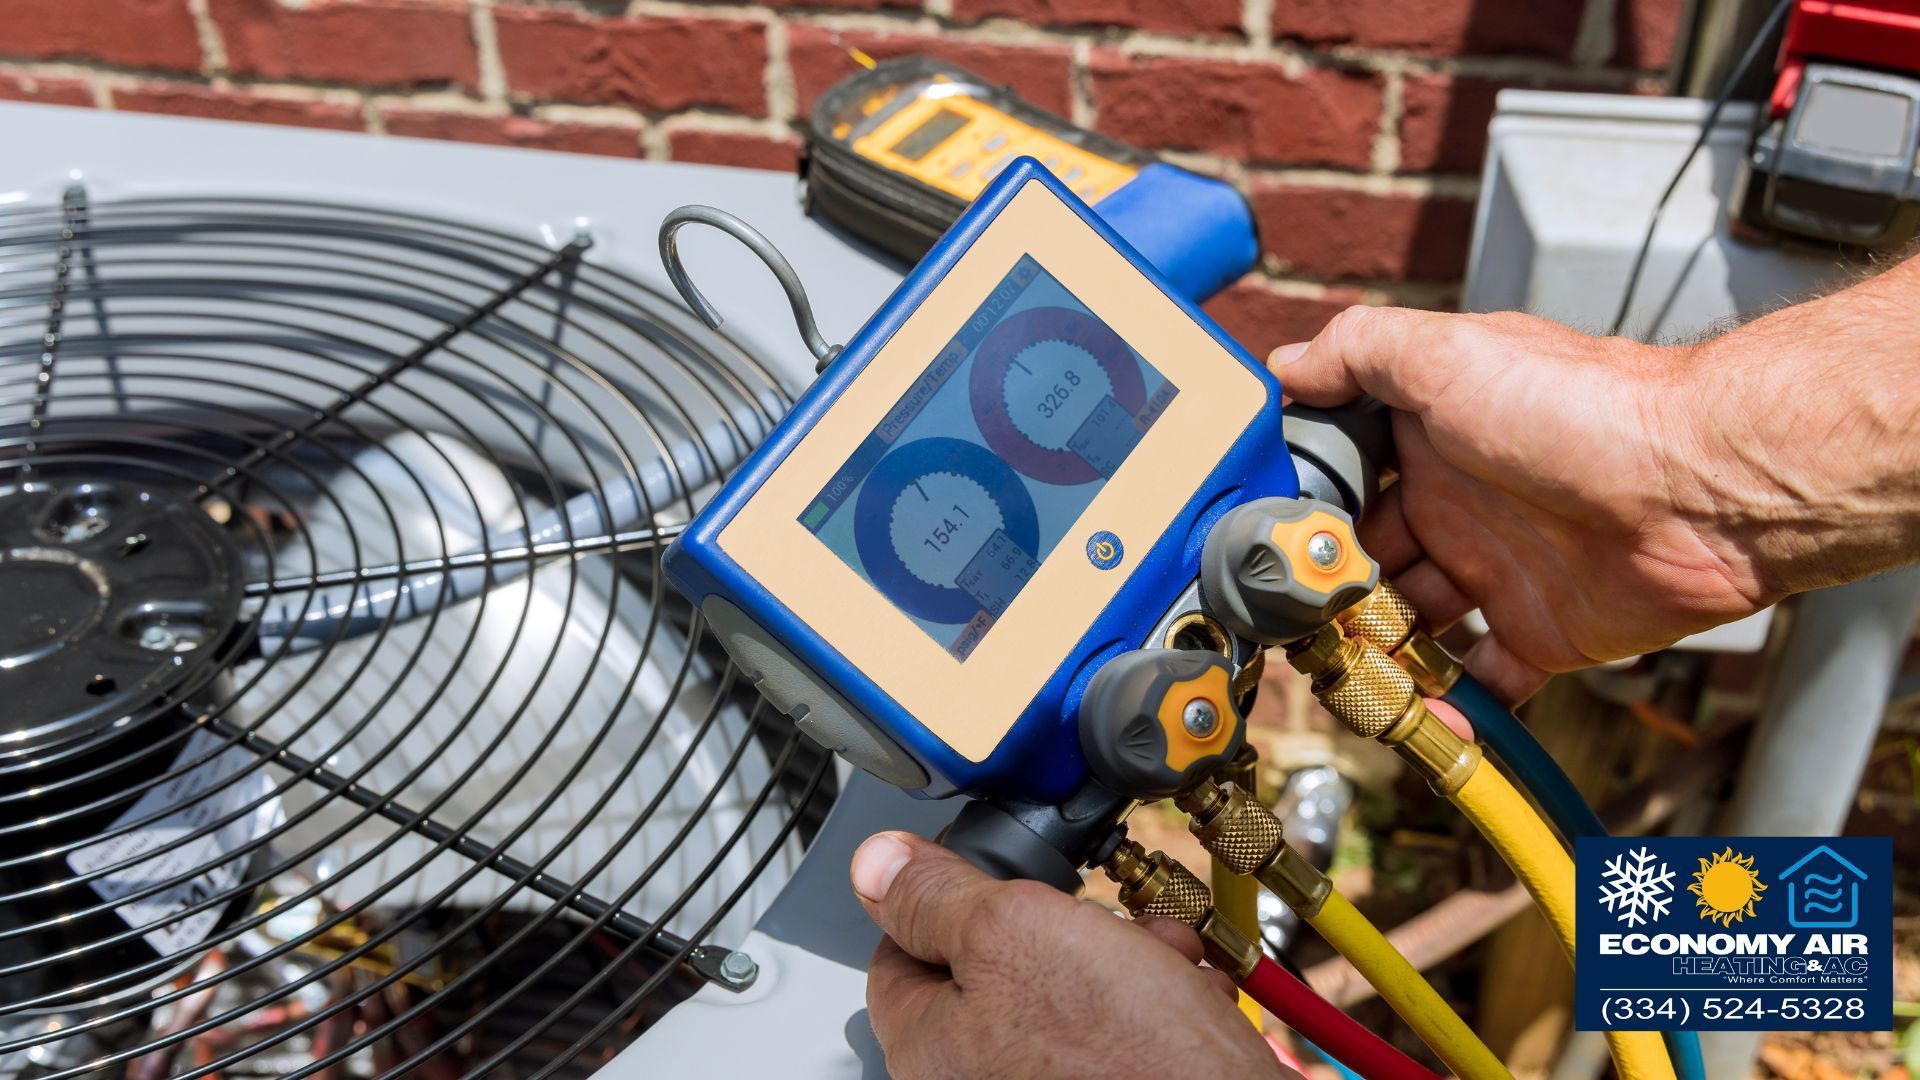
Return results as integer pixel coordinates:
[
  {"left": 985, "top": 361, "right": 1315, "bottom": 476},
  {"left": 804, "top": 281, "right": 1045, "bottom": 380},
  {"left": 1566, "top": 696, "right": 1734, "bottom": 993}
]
[{"left": 67, "top": 730, "right": 283, "bottom": 956}]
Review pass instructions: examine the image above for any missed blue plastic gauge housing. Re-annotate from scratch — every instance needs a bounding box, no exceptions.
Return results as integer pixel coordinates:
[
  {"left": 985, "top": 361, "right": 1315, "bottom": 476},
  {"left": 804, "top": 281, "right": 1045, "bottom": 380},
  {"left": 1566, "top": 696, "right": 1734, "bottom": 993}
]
[{"left": 664, "top": 158, "right": 1297, "bottom": 802}]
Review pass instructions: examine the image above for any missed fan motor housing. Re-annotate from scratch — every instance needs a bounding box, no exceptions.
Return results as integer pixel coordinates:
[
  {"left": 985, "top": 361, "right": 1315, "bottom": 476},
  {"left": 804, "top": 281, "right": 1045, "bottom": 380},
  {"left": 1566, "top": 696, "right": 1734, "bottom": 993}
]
[{"left": 2, "top": 480, "right": 244, "bottom": 751}]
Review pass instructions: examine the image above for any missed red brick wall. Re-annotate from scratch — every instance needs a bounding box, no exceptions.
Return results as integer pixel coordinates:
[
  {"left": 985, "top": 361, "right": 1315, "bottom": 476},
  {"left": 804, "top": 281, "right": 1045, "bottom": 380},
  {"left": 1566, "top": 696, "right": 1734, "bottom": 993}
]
[{"left": 0, "top": 0, "right": 1680, "bottom": 351}]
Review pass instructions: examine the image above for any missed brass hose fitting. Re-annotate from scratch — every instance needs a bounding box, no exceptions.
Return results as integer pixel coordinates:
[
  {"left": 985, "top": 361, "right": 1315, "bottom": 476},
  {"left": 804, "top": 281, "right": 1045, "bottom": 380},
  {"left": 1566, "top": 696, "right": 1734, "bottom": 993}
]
[
  {"left": 1285, "top": 623, "right": 1481, "bottom": 796},
  {"left": 1105, "top": 839, "right": 1212, "bottom": 925},
  {"left": 1336, "top": 581, "right": 1464, "bottom": 696},
  {"left": 1284, "top": 622, "right": 1416, "bottom": 738},
  {"left": 1175, "top": 779, "right": 1332, "bottom": 917},
  {"left": 1101, "top": 839, "right": 1261, "bottom": 982},
  {"left": 1195, "top": 907, "right": 1263, "bottom": 984}
]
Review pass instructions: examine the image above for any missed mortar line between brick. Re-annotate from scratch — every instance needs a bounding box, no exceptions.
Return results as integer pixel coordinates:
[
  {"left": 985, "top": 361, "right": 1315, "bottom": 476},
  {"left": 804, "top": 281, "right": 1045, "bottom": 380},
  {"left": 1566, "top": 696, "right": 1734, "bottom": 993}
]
[
  {"left": 1245, "top": 167, "right": 1481, "bottom": 198},
  {"left": 187, "top": 0, "right": 229, "bottom": 77},
  {"left": 1372, "top": 68, "right": 1404, "bottom": 175},
  {"left": 1069, "top": 40, "right": 1094, "bottom": 128},
  {"left": 94, "top": 73, "right": 370, "bottom": 108},
  {"left": 1573, "top": 0, "right": 1620, "bottom": 68},
  {"left": 1241, "top": 0, "right": 1273, "bottom": 51},
  {"left": 470, "top": 0, "right": 510, "bottom": 107},
  {"left": 766, "top": 16, "right": 796, "bottom": 125},
  {"left": 739, "top": 7, "right": 1662, "bottom": 87}
]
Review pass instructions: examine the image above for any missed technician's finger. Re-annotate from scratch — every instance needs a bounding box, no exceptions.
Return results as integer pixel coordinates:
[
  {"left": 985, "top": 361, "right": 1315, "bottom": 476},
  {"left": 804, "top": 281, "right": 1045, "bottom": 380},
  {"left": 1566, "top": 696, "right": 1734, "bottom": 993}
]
[
  {"left": 1427, "top": 697, "right": 1474, "bottom": 741},
  {"left": 1462, "top": 634, "right": 1550, "bottom": 706},
  {"left": 851, "top": 831, "right": 1065, "bottom": 970},
  {"left": 866, "top": 935, "right": 950, "bottom": 1048},
  {"left": 1393, "top": 559, "right": 1475, "bottom": 632},
  {"left": 1354, "top": 481, "right": 1422, "bottom": 576},
  {"left": 867, "top": 950, "right": 966, "bottom": 1080},
  {"left": 1271, "top": 307, "right": 1458, "bottom": 412},
  {"left": 1204, "top": 966, "right": 1241, "bottom": 1001},
  {"left": 1130, "top": 914, "right": 1205, "bottom": 964}
]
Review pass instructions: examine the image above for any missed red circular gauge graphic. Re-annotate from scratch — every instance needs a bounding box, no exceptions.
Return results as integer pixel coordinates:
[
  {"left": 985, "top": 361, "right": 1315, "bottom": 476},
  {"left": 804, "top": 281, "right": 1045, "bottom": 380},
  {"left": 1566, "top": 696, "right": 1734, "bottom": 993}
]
[{"left": 969, "top": 307, "right": 1148, "bottom": 485}]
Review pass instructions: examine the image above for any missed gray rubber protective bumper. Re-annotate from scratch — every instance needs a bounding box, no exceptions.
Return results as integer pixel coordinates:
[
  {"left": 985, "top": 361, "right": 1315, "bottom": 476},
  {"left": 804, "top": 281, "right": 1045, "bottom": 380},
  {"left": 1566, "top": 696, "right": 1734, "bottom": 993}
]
[
  {"left": 1200, "top": 497, "right": 1378, "bottom": 645},
  {"left": 938, "top": 799, "right": 1085, "bottom": 893},
  {"left": 1282, "top": 400, "right": 1391, "bottom": 518},
  {"left": 701, "top": 596, "right": 929, "bottom": 789}
]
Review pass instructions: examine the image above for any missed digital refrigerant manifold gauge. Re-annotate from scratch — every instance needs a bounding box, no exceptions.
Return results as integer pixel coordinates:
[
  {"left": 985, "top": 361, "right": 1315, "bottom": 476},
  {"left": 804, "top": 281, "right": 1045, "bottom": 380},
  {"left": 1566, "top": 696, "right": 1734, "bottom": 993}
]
[{"left": 663, "top": 158, "right": 1296, "bottom": 804}]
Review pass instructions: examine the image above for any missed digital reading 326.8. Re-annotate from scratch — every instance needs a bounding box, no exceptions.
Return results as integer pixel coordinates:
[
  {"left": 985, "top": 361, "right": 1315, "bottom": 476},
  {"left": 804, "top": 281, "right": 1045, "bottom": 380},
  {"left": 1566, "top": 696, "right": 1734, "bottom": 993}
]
[{"left": 799, "top": 254, "right": 1179, "bottom": 661}]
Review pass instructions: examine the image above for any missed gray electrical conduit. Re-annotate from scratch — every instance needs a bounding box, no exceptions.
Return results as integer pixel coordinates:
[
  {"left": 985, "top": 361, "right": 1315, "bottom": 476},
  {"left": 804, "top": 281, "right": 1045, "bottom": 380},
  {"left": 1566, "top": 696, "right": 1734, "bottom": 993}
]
[
  {"left": 254, "top": 402, "right": 777, "bottom": 652},
  {"left": 1302, "top": 718, "right": 1752, "bottom": 1008}
]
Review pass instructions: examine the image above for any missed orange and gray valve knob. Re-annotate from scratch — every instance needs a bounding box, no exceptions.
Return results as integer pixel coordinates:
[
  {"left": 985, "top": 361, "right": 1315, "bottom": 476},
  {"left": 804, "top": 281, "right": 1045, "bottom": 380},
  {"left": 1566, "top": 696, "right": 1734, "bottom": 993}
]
[
  {"left": 1079, "top": 649, "right": 1246, "bottom": 801},
  {"left": 1200, "top": 496, "right": 1380, "bottom": 647}
]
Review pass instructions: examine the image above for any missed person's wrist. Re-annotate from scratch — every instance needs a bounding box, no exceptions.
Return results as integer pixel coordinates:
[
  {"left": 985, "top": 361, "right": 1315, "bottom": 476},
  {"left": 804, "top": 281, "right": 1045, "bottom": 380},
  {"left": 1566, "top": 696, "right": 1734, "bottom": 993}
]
[{"left": 1641, "top": 339, "right": 1786, "bottom": 611}]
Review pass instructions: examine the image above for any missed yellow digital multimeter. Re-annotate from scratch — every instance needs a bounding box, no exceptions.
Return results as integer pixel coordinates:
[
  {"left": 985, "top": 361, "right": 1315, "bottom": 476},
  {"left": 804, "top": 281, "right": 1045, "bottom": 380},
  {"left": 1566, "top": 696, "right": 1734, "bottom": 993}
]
[
  {"left": 802, "top": 57, "right": 1259, "bottom": 303},
  {"left": 847, "top": 82, "right": 1139, "bottom": 205}
]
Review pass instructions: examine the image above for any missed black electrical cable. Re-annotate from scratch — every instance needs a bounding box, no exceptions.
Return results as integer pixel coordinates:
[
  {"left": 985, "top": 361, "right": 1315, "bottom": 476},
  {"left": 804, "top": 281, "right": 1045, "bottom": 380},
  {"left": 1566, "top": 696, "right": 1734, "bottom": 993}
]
[{"left": 1606, "top": 0, "right": 1795, "bottom": 338}]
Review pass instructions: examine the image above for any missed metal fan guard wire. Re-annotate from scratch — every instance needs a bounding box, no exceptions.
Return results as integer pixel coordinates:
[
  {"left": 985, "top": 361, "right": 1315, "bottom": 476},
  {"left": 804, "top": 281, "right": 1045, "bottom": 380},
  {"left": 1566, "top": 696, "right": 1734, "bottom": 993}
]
[{"left": 0, "top": 189, "right": 838, "bottom": 1076}]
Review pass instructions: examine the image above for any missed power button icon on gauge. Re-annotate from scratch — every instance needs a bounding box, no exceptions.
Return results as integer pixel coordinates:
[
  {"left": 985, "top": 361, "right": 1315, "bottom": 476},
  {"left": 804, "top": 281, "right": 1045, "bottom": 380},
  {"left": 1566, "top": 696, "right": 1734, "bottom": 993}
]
[{"left": 1086, "top": 531, "right": 1124, "bottom": 570}]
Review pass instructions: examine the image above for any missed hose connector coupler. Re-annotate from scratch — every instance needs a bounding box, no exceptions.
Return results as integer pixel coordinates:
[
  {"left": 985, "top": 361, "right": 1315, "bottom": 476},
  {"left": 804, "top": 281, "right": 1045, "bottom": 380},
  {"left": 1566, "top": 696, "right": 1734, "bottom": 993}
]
[
  {"left": 1101, "top": 839, "right": 1261, "bottom": 982},
  {"left": 1285, "top": 623, "right": 1481, "bottom": 797},
  {"left": 1175, "top": 779, "right": 1332, "bottom": 917},
  {"left": 1335, "top": 580, "right": 1464, "bottom": 696}
]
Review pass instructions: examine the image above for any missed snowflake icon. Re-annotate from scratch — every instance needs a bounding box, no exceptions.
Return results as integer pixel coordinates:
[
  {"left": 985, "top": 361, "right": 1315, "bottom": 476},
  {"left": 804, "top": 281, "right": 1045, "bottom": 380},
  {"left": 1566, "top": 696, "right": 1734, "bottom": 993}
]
[{"left": 1598, "top": 846, "right": 1676, "bottom": 927}]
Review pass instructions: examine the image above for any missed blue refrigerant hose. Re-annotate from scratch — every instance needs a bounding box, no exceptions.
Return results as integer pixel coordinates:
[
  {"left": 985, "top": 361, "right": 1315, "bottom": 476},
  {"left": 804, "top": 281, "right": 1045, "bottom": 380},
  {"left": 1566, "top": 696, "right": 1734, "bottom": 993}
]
[
  {"left": 1306, "top": 1039, "right": 1366, "bottom": 1080},
  {"left": 1441, "top": 673, "right": 1706, "bottom": 1080}
]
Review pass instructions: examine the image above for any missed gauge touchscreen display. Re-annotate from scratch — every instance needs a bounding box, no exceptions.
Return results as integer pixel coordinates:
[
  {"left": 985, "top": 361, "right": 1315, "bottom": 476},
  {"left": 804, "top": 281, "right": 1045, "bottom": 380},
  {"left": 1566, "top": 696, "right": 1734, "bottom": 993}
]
[{"left": 799, "top": 254, "right": 1178, "bottom": 661}]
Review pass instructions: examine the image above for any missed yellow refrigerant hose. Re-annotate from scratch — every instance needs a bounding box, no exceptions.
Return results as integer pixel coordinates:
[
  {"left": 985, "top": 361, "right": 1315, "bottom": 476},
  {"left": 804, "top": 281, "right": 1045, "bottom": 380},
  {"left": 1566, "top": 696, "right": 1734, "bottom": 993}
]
[
  {"left": 1212, "top": 750, "right": 1266, "bottom": 1028},
  {"left": 1213, "top": 860, "right": 1265, "bottom": 1027},
  {"left": 1279, "top": 621, "right": 1676, "bottom": 1080},
  {"left": 1306, "top": 891, "right": 1511, "bottom": 1080},
  {"left": 1452, "top": 764, "right": 1676, "bottom": 1080},
  {"left": 1180, "top": 780, "right": 1511, "bottom": 1080}
]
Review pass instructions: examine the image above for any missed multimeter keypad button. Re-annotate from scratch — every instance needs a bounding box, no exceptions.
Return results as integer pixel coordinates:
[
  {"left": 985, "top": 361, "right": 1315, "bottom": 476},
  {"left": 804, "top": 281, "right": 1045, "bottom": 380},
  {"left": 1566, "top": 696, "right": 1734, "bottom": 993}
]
[
  {"left": 982, "top": 132, "right": 1008, "bottom": 152},
  {"left": 1063, "top": 166, "right": 1084, "bottom": 182},
  {"left": 1043, "top": 155, "right": 1061, "bottom": 169},
  {"left": 949, "top": 161, "right": 972, "bottom": 179},
  {"left": 983, "top": 155, "right": 1012, "bottom": 181},
  {"left": 1078, "top": 184, "right": 1098, "bottom": 200}
]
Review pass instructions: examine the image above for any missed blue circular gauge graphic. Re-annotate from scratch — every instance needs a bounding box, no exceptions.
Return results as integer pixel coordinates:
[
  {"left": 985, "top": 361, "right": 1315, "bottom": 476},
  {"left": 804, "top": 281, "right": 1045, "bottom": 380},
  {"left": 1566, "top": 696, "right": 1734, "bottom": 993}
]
[
  {"left": 854, "top": 437, "right": 1039, "bottom": 625},
  {"left": 971, "top": 306, "right": 1148, "bottom": 485}
]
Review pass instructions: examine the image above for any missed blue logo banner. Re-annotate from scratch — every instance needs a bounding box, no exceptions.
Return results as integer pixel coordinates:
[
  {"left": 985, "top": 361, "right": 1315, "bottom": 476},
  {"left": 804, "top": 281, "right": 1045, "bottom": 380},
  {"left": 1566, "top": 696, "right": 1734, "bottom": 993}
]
[{"left": 1575, "top": 836, "right": 1892, "bottom": 1031}]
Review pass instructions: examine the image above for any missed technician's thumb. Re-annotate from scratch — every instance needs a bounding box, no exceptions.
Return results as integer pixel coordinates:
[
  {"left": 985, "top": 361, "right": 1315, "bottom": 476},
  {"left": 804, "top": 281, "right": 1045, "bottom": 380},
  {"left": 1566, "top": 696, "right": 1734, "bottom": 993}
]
[
  {"left": 1270, "top": 306, "right": 1447, "bottom": 413},
  {"left": 851, "top": 831, "right": 1006, "bottom": 968}
]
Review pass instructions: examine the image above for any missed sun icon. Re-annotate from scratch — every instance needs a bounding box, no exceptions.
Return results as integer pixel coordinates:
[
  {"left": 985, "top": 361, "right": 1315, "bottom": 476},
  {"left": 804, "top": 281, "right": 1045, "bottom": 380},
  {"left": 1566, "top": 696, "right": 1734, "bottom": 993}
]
[{"left": 1689, "top": 847, "right": 1766, "bottom": 926}]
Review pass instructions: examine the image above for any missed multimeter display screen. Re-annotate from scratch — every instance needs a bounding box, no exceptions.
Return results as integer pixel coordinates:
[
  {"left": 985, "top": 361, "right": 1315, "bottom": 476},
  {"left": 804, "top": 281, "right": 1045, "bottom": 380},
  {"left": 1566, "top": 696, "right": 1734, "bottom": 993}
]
[
  {"left": 890, "top": 107, "right": 969, "bottom": 161},
  {"left": 799, "top": 255, "right": 1179, "bottom": 661}
]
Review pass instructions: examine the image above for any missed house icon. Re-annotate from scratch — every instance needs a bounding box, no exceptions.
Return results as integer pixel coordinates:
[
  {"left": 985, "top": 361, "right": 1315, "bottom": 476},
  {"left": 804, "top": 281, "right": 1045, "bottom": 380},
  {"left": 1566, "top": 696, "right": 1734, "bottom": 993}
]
[{"left": 1779, "top": 846, "right": 1867, "bottom": 929}]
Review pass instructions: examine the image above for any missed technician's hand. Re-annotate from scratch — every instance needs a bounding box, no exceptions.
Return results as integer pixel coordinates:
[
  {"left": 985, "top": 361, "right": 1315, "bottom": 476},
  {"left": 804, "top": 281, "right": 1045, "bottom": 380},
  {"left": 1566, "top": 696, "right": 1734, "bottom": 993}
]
[
  {"left": 1273, "top": 307, "right": 1771, "bottom": 703},
  {"left": 851, "top": 831, "right": 1292, "bottom": 1080}
]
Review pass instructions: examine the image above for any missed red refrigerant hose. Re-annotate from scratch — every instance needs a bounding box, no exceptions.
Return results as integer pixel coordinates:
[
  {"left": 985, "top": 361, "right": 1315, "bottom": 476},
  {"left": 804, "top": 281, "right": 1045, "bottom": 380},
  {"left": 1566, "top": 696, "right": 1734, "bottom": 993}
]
[{"left": 1240, "top": 954, "right": 1440, "bottom": 1080}]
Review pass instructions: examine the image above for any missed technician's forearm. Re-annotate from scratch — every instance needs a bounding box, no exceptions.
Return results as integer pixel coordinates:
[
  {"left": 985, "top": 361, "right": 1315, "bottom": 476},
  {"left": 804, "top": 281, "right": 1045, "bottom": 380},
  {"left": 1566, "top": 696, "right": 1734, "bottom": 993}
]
[{"left": 1667, "top": 254, "right": 1920, "bottom": 597}]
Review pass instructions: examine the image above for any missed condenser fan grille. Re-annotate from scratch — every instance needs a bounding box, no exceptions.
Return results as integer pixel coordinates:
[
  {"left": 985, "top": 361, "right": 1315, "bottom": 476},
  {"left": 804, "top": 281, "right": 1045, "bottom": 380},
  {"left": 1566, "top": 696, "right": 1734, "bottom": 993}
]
[{"left": 0, "top": 190, "right": 835, "bottom": 1076}]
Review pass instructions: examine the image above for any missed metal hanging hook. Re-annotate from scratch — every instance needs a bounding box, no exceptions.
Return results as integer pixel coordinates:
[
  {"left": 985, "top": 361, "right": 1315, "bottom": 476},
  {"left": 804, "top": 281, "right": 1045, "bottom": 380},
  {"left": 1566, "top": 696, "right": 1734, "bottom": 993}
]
[{"left": 659, "top": 205, "right": 842, "bottom": 372}]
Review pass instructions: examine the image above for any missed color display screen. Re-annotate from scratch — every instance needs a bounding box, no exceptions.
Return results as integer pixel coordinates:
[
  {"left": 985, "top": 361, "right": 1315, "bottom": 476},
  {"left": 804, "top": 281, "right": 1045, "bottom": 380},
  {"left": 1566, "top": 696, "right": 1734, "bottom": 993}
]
[{"left": 799, "top": 255, "right": 1178, "bottom": 660}]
